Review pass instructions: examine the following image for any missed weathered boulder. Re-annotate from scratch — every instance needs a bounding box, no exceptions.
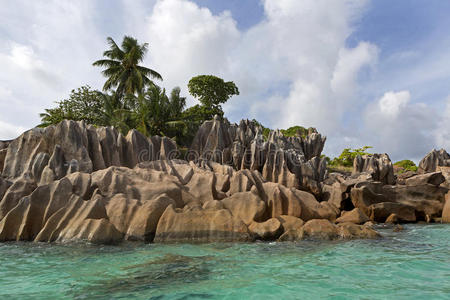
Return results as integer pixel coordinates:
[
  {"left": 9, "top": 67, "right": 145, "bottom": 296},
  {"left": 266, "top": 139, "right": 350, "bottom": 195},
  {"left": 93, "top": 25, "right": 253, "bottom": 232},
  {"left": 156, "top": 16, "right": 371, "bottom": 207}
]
[
  {"left": 276, "top": 215, "right": 304, "bottom": 232},
  {"left": 396, "top": 171, "right": 418, "bottom": 185},
  {"left": 154, "top": 205, "right": 251, "bottom": 243},
  {"left": 337, "top": 222, "right": 380, "bottom": 239},
  {"left": 222, "top": 190, "right": 266, "bottom": 225},
  {"left": 276, "top": 216, "right": 305, "bottom": 241},
  {"left": 405, "top": 172, "right": 445, "bottom": 186},
  {"left": 442, "top": 192, "right": 450, "bottom": 223},
  {"left": 350, "top": 181, "right": 447, "bottom": 222},
  {"left": 385, "top": 213, "right": 399, "bottom": 224},
  {"left": 418, "top": 149, "right": 450, "bottom": 173},
  {"left": 350, "top": 182, "right": 389, "bottom": 216},
  {"left": 301, "top": 219, "right": 339, "bottom": 240},
  {"left": 248, "top": 218, "right": 283, "bottom": 240},
  {"left": 353, "top": 153, "right": 395, "bottom": 185},
  {"left": 368, "top": 202, "right": 416, "bottom": 223},
  {"left": 336, "top": 208, "right": 369, "bottom": 224},
  {"left": 437, "top": 166, "right": 450, "bottom": 189}
]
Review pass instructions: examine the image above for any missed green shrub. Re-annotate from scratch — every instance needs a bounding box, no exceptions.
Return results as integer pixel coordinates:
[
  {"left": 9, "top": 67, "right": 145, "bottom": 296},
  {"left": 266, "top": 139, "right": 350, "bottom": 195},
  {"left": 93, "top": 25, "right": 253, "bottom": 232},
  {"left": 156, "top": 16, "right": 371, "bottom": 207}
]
[
  {"left": 394, "top": 160, "right": 418, "bottom": 172},
  {"left": 328, "top": 146, "right": 373, "bottom": 167}
]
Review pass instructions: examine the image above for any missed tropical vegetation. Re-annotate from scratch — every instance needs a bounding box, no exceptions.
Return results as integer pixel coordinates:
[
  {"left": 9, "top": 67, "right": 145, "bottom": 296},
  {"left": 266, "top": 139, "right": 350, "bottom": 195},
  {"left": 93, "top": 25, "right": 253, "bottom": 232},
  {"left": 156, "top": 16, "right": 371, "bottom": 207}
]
[{"left": 39, "top": 36, "right": 239, "bottom": 147}]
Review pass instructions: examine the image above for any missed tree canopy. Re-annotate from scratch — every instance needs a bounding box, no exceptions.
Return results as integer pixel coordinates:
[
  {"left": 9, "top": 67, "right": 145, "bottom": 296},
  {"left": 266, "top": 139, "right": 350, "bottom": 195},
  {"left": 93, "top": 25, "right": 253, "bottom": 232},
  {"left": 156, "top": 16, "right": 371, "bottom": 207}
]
[
  {"left": 188, "top": 75, "right": 239, "bottom": 118},
  {"left": 39, "top": 36, "right": 241, "bottom": 148},
  {"left": 328, "top": 146, "right": 373, "bottom": 167}
]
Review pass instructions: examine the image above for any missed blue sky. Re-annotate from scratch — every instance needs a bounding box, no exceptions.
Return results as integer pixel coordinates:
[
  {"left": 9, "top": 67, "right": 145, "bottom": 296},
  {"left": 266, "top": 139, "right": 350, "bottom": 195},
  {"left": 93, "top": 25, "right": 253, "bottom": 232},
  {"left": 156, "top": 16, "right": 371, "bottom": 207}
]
[{"left": 0, "top": 0, "right": 449, "bottom": 162}]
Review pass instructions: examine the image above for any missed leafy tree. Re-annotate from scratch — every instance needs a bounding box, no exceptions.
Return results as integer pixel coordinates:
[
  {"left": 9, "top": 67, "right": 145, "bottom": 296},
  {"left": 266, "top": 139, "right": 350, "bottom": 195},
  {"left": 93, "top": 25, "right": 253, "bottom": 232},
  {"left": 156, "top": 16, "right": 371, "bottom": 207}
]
[
  {"left": 329, "top": 146, "right": 373, "bottom": 167},
  {"left": 38, "top": 86, "right": 105, "bottom": 127},
  {"left": 93, "top": 36, "right": 162, "bottom": 96},
  {"left": 281, "top": 126, "right": 317, "bottom": 138},
  {"left": 394, "top": 160, "right": 418, "bottom": 172},
  {"left": 188, "top": 75, "right": 239, "bottom": 118}
]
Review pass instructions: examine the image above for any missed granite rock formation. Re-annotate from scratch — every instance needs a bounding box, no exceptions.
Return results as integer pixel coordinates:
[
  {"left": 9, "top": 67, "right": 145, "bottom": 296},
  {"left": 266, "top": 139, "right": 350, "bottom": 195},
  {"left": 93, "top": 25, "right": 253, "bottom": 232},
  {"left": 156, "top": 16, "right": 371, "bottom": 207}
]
[
  {"left": 418, "top": 149, "right": 450, "bottom": 173},
  {"left": 189, "top": 117, "right": 327, "bottom": 197},
  {"left": 1, "top": 120, "right": 177, "bottom": 184},
  {"left": 0, "top": 119, "right": 449, "bottom": 244},
  {"left": 352, "top": 153, "right": 395, "bottom": 185},
  {"left": 0, "top": 159, "right": 345, "bottom": 244}
]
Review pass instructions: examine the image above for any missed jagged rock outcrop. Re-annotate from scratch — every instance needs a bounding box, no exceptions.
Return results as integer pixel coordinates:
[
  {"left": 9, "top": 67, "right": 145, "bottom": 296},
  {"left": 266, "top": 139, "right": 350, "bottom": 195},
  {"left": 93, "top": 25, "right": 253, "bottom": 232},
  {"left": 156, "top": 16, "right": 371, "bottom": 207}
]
[
  {"left": 0, "top": 119, "right": 447, "bottom": 244},
  {"left": 350, "top": 180, "right": 447, "bottom": 222},
  {"left": 0, "top": 158, "right": 346, "bottom": 244},
  {"left": 189, "top": 117, "right": 327, "bottom": 196},
  {"left": 418, "top": 149, "right": 450, "bottom": 173},
  {"left": 1, "top": 120, "right": 177, "bottom": 184},
  {"left": 353, "top": 153, "right": 395, "bottom": 185}
]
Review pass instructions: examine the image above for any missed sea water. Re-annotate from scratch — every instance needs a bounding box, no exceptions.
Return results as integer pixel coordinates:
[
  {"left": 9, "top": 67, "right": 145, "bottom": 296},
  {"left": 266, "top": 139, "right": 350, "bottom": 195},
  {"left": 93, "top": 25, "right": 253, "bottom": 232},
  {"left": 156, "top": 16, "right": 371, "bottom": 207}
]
[{"left": 1, "top": 224, "right": 449, "bottom": 299}]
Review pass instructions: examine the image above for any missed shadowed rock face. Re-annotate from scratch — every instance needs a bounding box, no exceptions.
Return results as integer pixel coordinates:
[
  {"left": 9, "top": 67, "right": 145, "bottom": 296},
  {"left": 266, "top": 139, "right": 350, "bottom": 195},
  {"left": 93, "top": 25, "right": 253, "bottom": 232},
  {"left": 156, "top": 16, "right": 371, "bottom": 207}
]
[
  {"left": 353, "top": 153, "right": 395, "bottom": 185},
  {"left": 418, "top": 149, "right": 450, "bottom": 174},
  {"left": 1, "top": 120, "right": 177, "bottom": 184},
  {"left": 189, "top": 117, "right": 327, "bottom": 196}
]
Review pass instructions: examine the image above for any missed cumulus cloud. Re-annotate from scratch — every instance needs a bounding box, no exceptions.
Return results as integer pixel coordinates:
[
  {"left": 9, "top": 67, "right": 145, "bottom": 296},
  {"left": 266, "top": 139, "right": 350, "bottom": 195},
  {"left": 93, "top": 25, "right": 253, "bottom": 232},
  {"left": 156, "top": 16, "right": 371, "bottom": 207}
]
[
  {"left": 0, "top": 0, "right": 106, "bottom": 138},
  {"left": 363, "top": 90, "right": 437, "bottom": 161},
  {"left": 144, "top": 0, "right": 240, "bottom": 106},
  {"left": 0, "top": 0, "right": 448, "bottom": 162},
  {"left": 0, "top": 120, "right": 27, "bottom": 141}
]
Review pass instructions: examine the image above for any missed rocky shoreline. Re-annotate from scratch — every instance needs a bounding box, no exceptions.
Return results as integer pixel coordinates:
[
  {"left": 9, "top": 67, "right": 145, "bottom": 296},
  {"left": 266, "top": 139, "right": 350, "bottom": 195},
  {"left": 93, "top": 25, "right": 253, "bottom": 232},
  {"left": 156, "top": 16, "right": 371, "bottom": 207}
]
[{"left": 0, "top": 119, "right": 449, "bottom": 244}]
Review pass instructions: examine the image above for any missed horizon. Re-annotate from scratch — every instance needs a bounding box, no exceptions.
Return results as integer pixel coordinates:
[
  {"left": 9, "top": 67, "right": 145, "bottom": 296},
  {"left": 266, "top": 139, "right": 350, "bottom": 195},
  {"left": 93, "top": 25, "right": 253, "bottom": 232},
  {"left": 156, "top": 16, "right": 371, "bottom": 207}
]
[{"left": 0, "top": 0, "right": 449, "bottom": 162}]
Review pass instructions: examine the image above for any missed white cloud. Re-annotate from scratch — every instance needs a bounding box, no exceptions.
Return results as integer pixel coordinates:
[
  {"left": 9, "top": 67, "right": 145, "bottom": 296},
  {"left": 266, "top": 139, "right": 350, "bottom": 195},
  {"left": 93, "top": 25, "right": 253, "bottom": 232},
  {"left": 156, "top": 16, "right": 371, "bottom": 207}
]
[
  {"left": 0, "top": 120, "right": 27, "bottom": 140},
  {"left": 363, "top": 90, "right": 437, "bottom": 161},
  {"left": 0, "top": 0, "right": 106, "bottom": 138},
  {"left": 0, "top": 0, "right": 448, "bottom": 161},
  {"left": 144, "top": 0, "right": 240, "bottom": 106},
  {"left": 378, "top": 90, "right": 410, "bottom": 117}
]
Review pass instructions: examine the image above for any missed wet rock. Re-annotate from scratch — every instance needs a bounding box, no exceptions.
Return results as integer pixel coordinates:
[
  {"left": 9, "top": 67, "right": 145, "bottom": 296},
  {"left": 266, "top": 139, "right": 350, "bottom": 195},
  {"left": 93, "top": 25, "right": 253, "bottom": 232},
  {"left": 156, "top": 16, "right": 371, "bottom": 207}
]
[
  {"left": 154, "top": 205, "right": 251, "bottom": 243},
  {"left": 368, "top": 202, "right": 416, "bottom": 223},
  {"left": 301, "top": 219, "right": 339, "bottom": 240},
  {"left": 336, "top": 208, "right": 369, "bottom": 224},
  {"left": 248, "top": 218, "right": 283, "bottom": 240},
  {"left": 385, "top": 213, "right": 399, "bottom": 224},
  {"left": 337, "top": 222, "right": 380, "bottom": 239},
  {"left": 276, "top": 215, "right": 304, "bottom": 232}
]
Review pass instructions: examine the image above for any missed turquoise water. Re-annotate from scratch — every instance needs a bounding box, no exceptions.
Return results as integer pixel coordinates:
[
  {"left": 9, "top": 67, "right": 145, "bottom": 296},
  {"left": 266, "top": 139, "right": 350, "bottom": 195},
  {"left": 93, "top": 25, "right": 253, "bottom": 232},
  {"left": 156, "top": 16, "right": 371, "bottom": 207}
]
[{"left": 1, "top": 224, "right": 449, "bottom": 299}]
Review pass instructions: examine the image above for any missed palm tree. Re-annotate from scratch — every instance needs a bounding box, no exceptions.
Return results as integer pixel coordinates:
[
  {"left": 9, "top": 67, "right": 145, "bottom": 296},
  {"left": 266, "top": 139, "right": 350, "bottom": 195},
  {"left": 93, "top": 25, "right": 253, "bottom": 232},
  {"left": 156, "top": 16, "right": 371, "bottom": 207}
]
[
  {"left": 129, "top": 86, "right": 187, "bottom": 137},
  {"left": 93, "top": 36, "right": 162, "bottom": 96},
  {"left": 98, "top": 92, "right": 132, "bottom": 135},
  {"left": 38, "top": 107, "right": 65, "bottom": 127}
]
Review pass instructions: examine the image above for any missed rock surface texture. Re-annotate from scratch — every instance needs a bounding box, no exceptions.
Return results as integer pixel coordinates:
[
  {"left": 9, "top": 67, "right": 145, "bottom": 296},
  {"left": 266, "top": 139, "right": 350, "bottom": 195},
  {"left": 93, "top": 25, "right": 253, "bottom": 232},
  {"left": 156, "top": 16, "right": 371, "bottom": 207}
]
[
  {"left": 418, "top": 149, "right": 450, "bottom": 173},
  {"left": 0, "top": 120, "right": 449, "bottom": 244},
  {"left": 189, "top": 117, "right": 327, "bottom": 197},
  {"left": 353, "top": 153, "right": 395, "bottom": 185}
]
